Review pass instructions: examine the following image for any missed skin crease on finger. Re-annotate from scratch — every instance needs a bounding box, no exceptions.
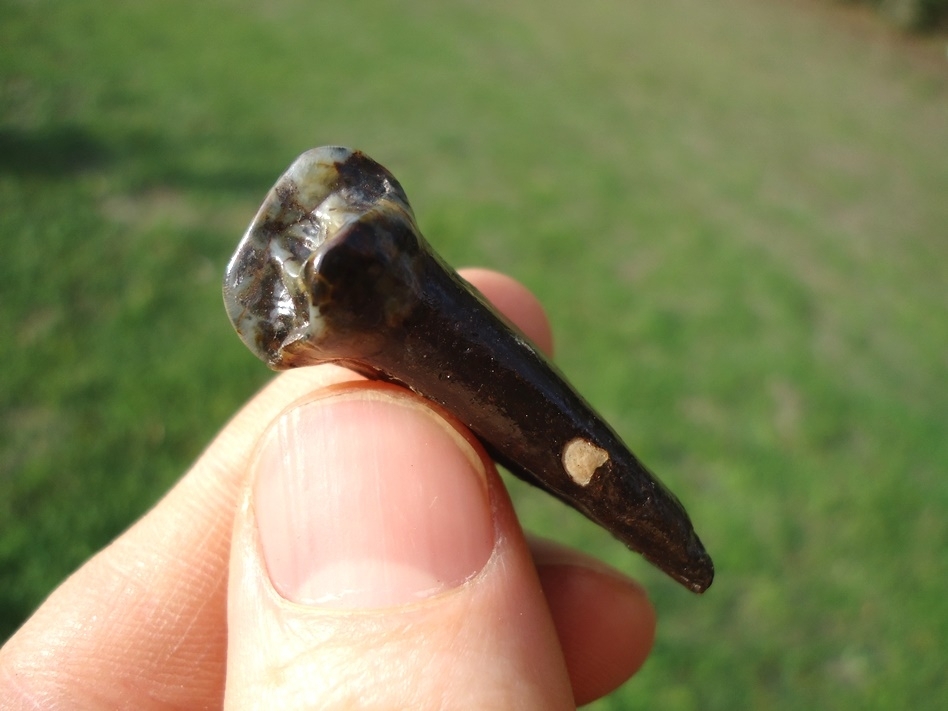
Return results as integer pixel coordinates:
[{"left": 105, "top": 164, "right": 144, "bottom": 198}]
[{"left": 0, "top": 268, "right": 655, "bottom": 710}]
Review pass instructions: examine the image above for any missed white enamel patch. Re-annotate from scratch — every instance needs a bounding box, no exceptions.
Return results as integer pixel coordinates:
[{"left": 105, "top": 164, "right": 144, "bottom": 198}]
[
  {"left": 562, "top": 438, "right": 609, "bottom": 486},
  {"left": 314, "top": 190, "right": 360, "bottom": 238}
]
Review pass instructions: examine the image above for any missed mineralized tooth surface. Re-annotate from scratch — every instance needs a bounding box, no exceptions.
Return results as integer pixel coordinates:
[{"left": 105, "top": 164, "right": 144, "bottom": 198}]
[{"left": 223, "top": 146, "right": 714, "bottom": 593}]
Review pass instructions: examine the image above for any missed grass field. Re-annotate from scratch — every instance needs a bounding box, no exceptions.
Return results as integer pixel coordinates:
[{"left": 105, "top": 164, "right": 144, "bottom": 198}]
[{"left": 2, "top": 0, "right": 947, "bottom": 707}]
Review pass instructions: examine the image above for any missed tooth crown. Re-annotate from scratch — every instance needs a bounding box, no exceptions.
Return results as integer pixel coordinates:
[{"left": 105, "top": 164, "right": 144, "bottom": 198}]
[
  {"left": 224, "top": 147, "right": 415, "bottom": 366},
  {"left": 224, "top": 147, "right": 714, "bottom": 593}
]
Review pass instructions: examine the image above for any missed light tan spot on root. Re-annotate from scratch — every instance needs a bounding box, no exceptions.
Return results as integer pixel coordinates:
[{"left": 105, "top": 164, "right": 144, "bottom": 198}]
[{"left": 562, "top": 438, "right": 609, "bottom": 486}]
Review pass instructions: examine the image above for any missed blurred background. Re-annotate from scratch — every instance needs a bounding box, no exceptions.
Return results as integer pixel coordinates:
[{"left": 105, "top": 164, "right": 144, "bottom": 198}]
[{"left": 1, "top": 0, "right": 946, "bottom": 707}]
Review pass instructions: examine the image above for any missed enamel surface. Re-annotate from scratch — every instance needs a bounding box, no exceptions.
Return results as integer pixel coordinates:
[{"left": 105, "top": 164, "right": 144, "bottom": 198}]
[{"left": 223, "top": 147, "right": 415, "bottom": 368}]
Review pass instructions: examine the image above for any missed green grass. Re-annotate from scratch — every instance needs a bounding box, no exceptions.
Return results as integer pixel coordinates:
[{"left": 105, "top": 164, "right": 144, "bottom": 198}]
[{"left": 2, "top": 0, "right": 947, "bottom": 707}]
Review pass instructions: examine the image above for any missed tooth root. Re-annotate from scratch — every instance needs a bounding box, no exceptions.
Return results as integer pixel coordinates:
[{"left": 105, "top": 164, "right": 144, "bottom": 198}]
[{"left": 223, "top": 146, "right": 714, "bottom": 593}]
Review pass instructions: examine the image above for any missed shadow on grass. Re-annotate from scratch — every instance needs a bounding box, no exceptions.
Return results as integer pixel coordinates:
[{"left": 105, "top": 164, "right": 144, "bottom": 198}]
[
  {"left": 0, "top": 123, "right": 280, "bottom": 194},
  {"left": 0, "top": 125, "right": 112, "bottom": 176}
]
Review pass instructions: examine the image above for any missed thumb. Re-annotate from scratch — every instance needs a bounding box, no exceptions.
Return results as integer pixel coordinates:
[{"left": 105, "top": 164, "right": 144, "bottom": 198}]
[{"left": 225, "top": 382, "right": 575, "bottom": 709}]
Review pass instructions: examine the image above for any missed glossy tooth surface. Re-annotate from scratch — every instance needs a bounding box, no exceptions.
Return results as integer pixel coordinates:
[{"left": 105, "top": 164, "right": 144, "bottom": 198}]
[{"left": 224, "top": 146, "right": 714, "bottom": 593}]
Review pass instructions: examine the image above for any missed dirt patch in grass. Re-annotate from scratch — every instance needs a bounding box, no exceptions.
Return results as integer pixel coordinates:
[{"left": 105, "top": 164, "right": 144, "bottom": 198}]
[{"left": 790, "top": 0, "right": 948, "bottom": 79}]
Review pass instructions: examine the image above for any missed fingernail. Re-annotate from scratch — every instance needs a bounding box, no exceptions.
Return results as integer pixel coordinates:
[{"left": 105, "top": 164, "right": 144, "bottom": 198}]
[{"left": 252, "top": 387, "right": 494, "bottom": 608}]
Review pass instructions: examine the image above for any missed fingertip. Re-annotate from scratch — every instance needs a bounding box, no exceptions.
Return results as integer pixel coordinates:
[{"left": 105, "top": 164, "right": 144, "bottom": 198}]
[
  {"left": 459, "top": 268, "right": 555, "bottom": 356},
  {"left": 531, "top": 539, "right": 656, "bottom": 705}
]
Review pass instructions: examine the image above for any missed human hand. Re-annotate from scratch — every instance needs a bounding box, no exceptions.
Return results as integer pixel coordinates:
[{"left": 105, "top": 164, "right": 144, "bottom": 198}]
[{"left": 0, "top": 269, "right": 655, "bottom": 709}]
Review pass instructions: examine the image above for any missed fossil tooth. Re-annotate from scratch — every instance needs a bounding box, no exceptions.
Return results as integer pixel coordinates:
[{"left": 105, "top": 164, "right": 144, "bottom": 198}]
[{"left": 223, "top": 146, "right": 714, "bottom": 593}]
